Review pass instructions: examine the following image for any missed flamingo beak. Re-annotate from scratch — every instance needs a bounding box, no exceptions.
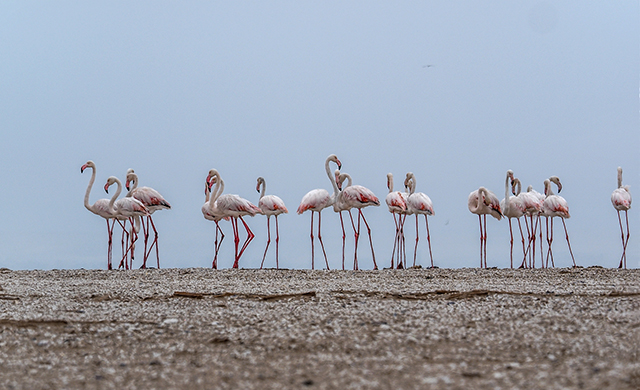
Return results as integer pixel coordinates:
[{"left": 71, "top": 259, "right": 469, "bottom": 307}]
[
  {"left": 104, "top": 183, "right": 110, "bottom": 194},
  {"left": 81, "top": 165, "right": 87, "bottom": 173},
  {"left": 125, "top": 180, "right": 130, "bottom": 191},
  {"left": 557, "top": 183, "right": 563, "bottom": 193}
]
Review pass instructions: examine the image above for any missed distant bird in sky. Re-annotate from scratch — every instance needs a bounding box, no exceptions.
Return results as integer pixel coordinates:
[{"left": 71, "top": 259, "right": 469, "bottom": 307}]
[
  {"left": 404, "top": 172, "right": 435, "bottom": 268},
  {"left": 256, "top": 176, "right": 288, "bottom": 269},
  {"left": 206, "top": 169, "right": 260, "bottom": 269},
  {"left": 125, "top": 169, "right": 171, "bottom": 269},
  {"left": 500, "top": 170, "right": 526, "bottom": 269},
  {"left": 542, "top": 177, "right": 576, "bottom": 268},
  {"left": 611, "top": 167, "right": 631, "bottom": 269},
  {"left": 468, "top": 186, "right": 502, "bottom": 268},
  {"left": 297, "top": 154, "right": 341, "bottom": 270},
  {"left": 334, "top": 170, "right": 380, "bottom": 270},
  {"left": 385, "top": 173, "right": 408, "bottom": 269},
  {"left": 105, "top": 176, "right": 150, "bottom": 270},
  {"left": 81, "top": 161, "right": 118, "bottom": 270}
]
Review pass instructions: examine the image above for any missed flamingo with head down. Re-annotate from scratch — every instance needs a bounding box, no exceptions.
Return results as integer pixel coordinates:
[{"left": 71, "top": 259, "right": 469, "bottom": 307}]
[{"left": 542, "top": 177, "right": 576, "bottom": 268}]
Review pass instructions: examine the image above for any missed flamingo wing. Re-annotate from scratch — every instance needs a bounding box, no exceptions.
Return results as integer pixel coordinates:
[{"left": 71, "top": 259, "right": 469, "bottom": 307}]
[
  {"left": 259, "top": 195, "right": 288, "bottom": 214},
  {"left": 407, "top": 192, "right": 434, "bottom": 215},
  {"left": 297, "top": 189, "right": 331, "bottom": 214},
  {"left": 342, "top": 185, "right": 380, "bottom": 207},
  {"left": 612, "top": 188, "right": 632, "bottom": 210}
]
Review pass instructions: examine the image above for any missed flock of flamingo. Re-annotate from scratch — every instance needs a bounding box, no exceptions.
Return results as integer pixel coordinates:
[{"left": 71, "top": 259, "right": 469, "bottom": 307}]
[{"left": 81, "top": 156, "right": 633, "bottom": 271}]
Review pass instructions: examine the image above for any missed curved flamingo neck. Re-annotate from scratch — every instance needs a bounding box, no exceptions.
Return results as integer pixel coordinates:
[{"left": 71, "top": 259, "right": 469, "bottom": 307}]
[
  {"left": 258, "top": 179, "right": 266, "bottom": 199},
  {"left": 208, "top": 175, "right": 224, "bottom": 213},
  {"left": 387, "top": 174, "right": 394, "bottom": 193},
  {"left": 504, "top": 173, "right": 512, "bottom": 208},
  {"left": 84, "top": 166, "right": 96, "bottom": 212},
  {"left": 544, "top": 180, "right": 554, "bottom": 197},
  {"left": 107, "top": 178, "right": 123, "bottom": 214},
  {"left": 126, "top": 173, "right": 139, "bottom": 197},
  {"left": 406, "top": 173, "right": 416, "bottom": 195},
  {"left": 325, "top": 156, "right": 339, "bottom": 197}
]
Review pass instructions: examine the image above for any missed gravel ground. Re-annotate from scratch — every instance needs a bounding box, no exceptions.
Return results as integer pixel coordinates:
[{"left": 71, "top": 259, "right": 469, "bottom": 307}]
[{"left": 0, "top": 267, "right": 638, "bottom": 389}]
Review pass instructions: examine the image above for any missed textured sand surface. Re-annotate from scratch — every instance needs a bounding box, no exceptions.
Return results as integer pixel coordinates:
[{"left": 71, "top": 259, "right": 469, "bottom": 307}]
[{"left": 0, "top": 267, "right": 638, "bottom": 389}]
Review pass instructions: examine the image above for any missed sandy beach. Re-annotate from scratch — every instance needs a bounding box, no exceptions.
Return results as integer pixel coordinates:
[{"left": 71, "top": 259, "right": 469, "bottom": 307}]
[{"left": 0, "top": 267, "right": 638, "bottom": 389}]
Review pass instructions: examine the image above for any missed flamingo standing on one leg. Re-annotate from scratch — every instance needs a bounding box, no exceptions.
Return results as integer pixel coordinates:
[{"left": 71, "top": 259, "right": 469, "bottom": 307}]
[
  {"left": 385, "top": 173, "right": 408, "bottom": 269},
  {"left": 206, "top": 169, "right": 261, "bottom": 269},
  {"left": 81, "top": 160, "right": 120, "bottom": 270},
  {"left": 256, "top": 176, "right": 288, "bottom": 269},
  {"left": 297, "top": 154, "right": 342, "bottom": 270},
  {"left": 334, "top": 171, "right": 380, "bottom": 270},
  {"left": 202, "top": 176, "right": 229, "bottom": 269},
  {"left": 125, "top": 169, "right": 171, "bottom": 269},
  {"left": 104, "top": 176, "right": 150, "bottom": 269},
  {"left": 404, "top": 172, "right": 435, "bottom": 268},
  {"left": 468, "top": 186, "right": 502, "bottom": 268},
  {"left": 611, "top": 167, "right": 632, "bottom": 269},
  {"left": 542, "top": 178, "right": 576, "bottom": 268}
]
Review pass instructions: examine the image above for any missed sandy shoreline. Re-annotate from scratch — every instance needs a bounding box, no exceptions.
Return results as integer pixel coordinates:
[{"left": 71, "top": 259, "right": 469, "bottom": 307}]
[{"left": 0, "top": 267, "right": 638, "bottom": 389}]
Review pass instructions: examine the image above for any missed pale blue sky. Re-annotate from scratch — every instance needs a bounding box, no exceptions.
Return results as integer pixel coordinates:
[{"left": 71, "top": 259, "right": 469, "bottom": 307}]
[{"left": 0, "top": 1, "right": 638, "bottom": 270}]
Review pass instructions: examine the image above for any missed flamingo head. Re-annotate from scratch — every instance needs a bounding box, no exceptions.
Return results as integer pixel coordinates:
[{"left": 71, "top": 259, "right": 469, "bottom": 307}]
[
  {"left": 81, "top": 160, "right": 95, "bottom": 173},
  {"left": 256, "top": 177, "right": 264, "bottom": 193},
  {"left": 550, "top": 176, "right": 562, "bottom": 193},
  {"left": 104, "top": 176, "right": 117, "bottom": 194},
  {"left": 206, "top": 169, "right": 220, "bottom": 187},
  {"left": 328, "top": 154, "right": 341, "bottom": 170}
]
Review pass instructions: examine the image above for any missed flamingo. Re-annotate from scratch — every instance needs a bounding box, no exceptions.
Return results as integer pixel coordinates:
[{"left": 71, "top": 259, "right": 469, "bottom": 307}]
[
  {"left": 125, "top": 169, "right": 171, "bottom": 269},
  {"left": 206, "top": 169, "right": 261, "bottom": 269},
  {"left": 542, "top": 177, "right": 576, "bottom": 268},
  {"left": 296, "top": 154, "right": 342, "bottom": 270},
  {"left": 81, "top": 161, "right": 120, "bottom": 270},
  {"left": 523, "top": 179, "right": 560, "bottom": 268},
  {"left": 468, "top": 186, "right": 502, "bottom": 268},
  {"left": 202, "top": 175, "right": 229, "bottom": 269},
  {"left": 385, "top": 173, "right": 408, "bottom": 269},
  {"left": 611, "top": 167, "right": 632, "bottom": 269},
  {"left": 256, "top": 176, "right": 288, "bottom": 269},
  {"left": 511, "top": 178, "right": 542, "bottom": 268},
  {"left": 500, "top": 171, "right": 526, "bottom": 269},
  {"left": 334, "top": 170, "right": 380, "bottom": 270},
  {"left": 104, "top": 176, "right": 150, "bottom": 269},
  {"left": 403, "top": 172, "right": 435, "bottom": 268}
]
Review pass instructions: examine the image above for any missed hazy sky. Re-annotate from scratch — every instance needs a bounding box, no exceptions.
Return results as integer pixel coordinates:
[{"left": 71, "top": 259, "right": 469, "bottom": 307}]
[{"left": 1, "top": 1, "right": 638, "bottom": 270}]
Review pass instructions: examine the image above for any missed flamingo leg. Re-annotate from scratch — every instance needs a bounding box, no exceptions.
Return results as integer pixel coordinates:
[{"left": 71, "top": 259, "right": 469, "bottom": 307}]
[
  {"left": 317, "top": 211, "right": 329, "bottom": 270},
  {"left": 275, "top": 215, "right": 280, "bottom": 269},
  {"left": 310, "top": 212, "right": 315, "bottom": 270},
  {"left": 546, "top": 217, "right": 555, "bottom": 268},
  {"left": 140, "top": 216, "right": 149, "bottom": 269},
  {"left": 143, "top": 216, "right": 160, "bottom": 269},
  {"left": 117, "top": 219, "right": 129, "bottom": 270},
  {"left": 397, "top": 215, "right": 406, "bottom": 269},
  {"left": 348, "top": 210, "right": 359, "bottom": 270},
  {"left": 339, "top": 211, "right": 347, "bottom": 270},
  {"left": 391, "top": 213, "right": 399, "bottom": 269},
  {"left": 521, "top": 217, "right": 531, "bottom": 269},
  {"left": 212, "top": 221, "right": 224, "bottom": 269},
  {"left": 478, "top": 215, "right": 484, "bottom": 268},
  {"left": 360, "top": 210, "right": 377, "bottom": 270},
  {"left": 413, "top": 215, "right": 419, "bottom": 268},
  {"left": 234, "top": 216, "right": 255, "bottom": 268},
  {"left": 424, "top": 215, "right": 434, "bottom": 268},
  {"left": 106, "top": 218, "right": 115, "bottom": 270},
  {"left": 401, "top": 214, "right": 407, "bottom": 269},
  {"left": 260, "top": 215, "right": 271, "bottom": 269},
  {"left": 508, "top": 218, "right": 514, "bottom": 269},
  {"left": 618, "top": 210, "right": 630, "bottom": 269},
  {"left": 483, "top": 214, "right": 488, "bottom": 269},
  {"left": 539, "top": 215, "right": 544, "bottom": 268},
  {"left": 561, "top": 218, "right": 576, "bottom": 267},
  {"left": 231, "top": 217, "right": 240, "bottom": 268},
  {"left": 517, "top": 218, "right": 526, "bottom": 268}
]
